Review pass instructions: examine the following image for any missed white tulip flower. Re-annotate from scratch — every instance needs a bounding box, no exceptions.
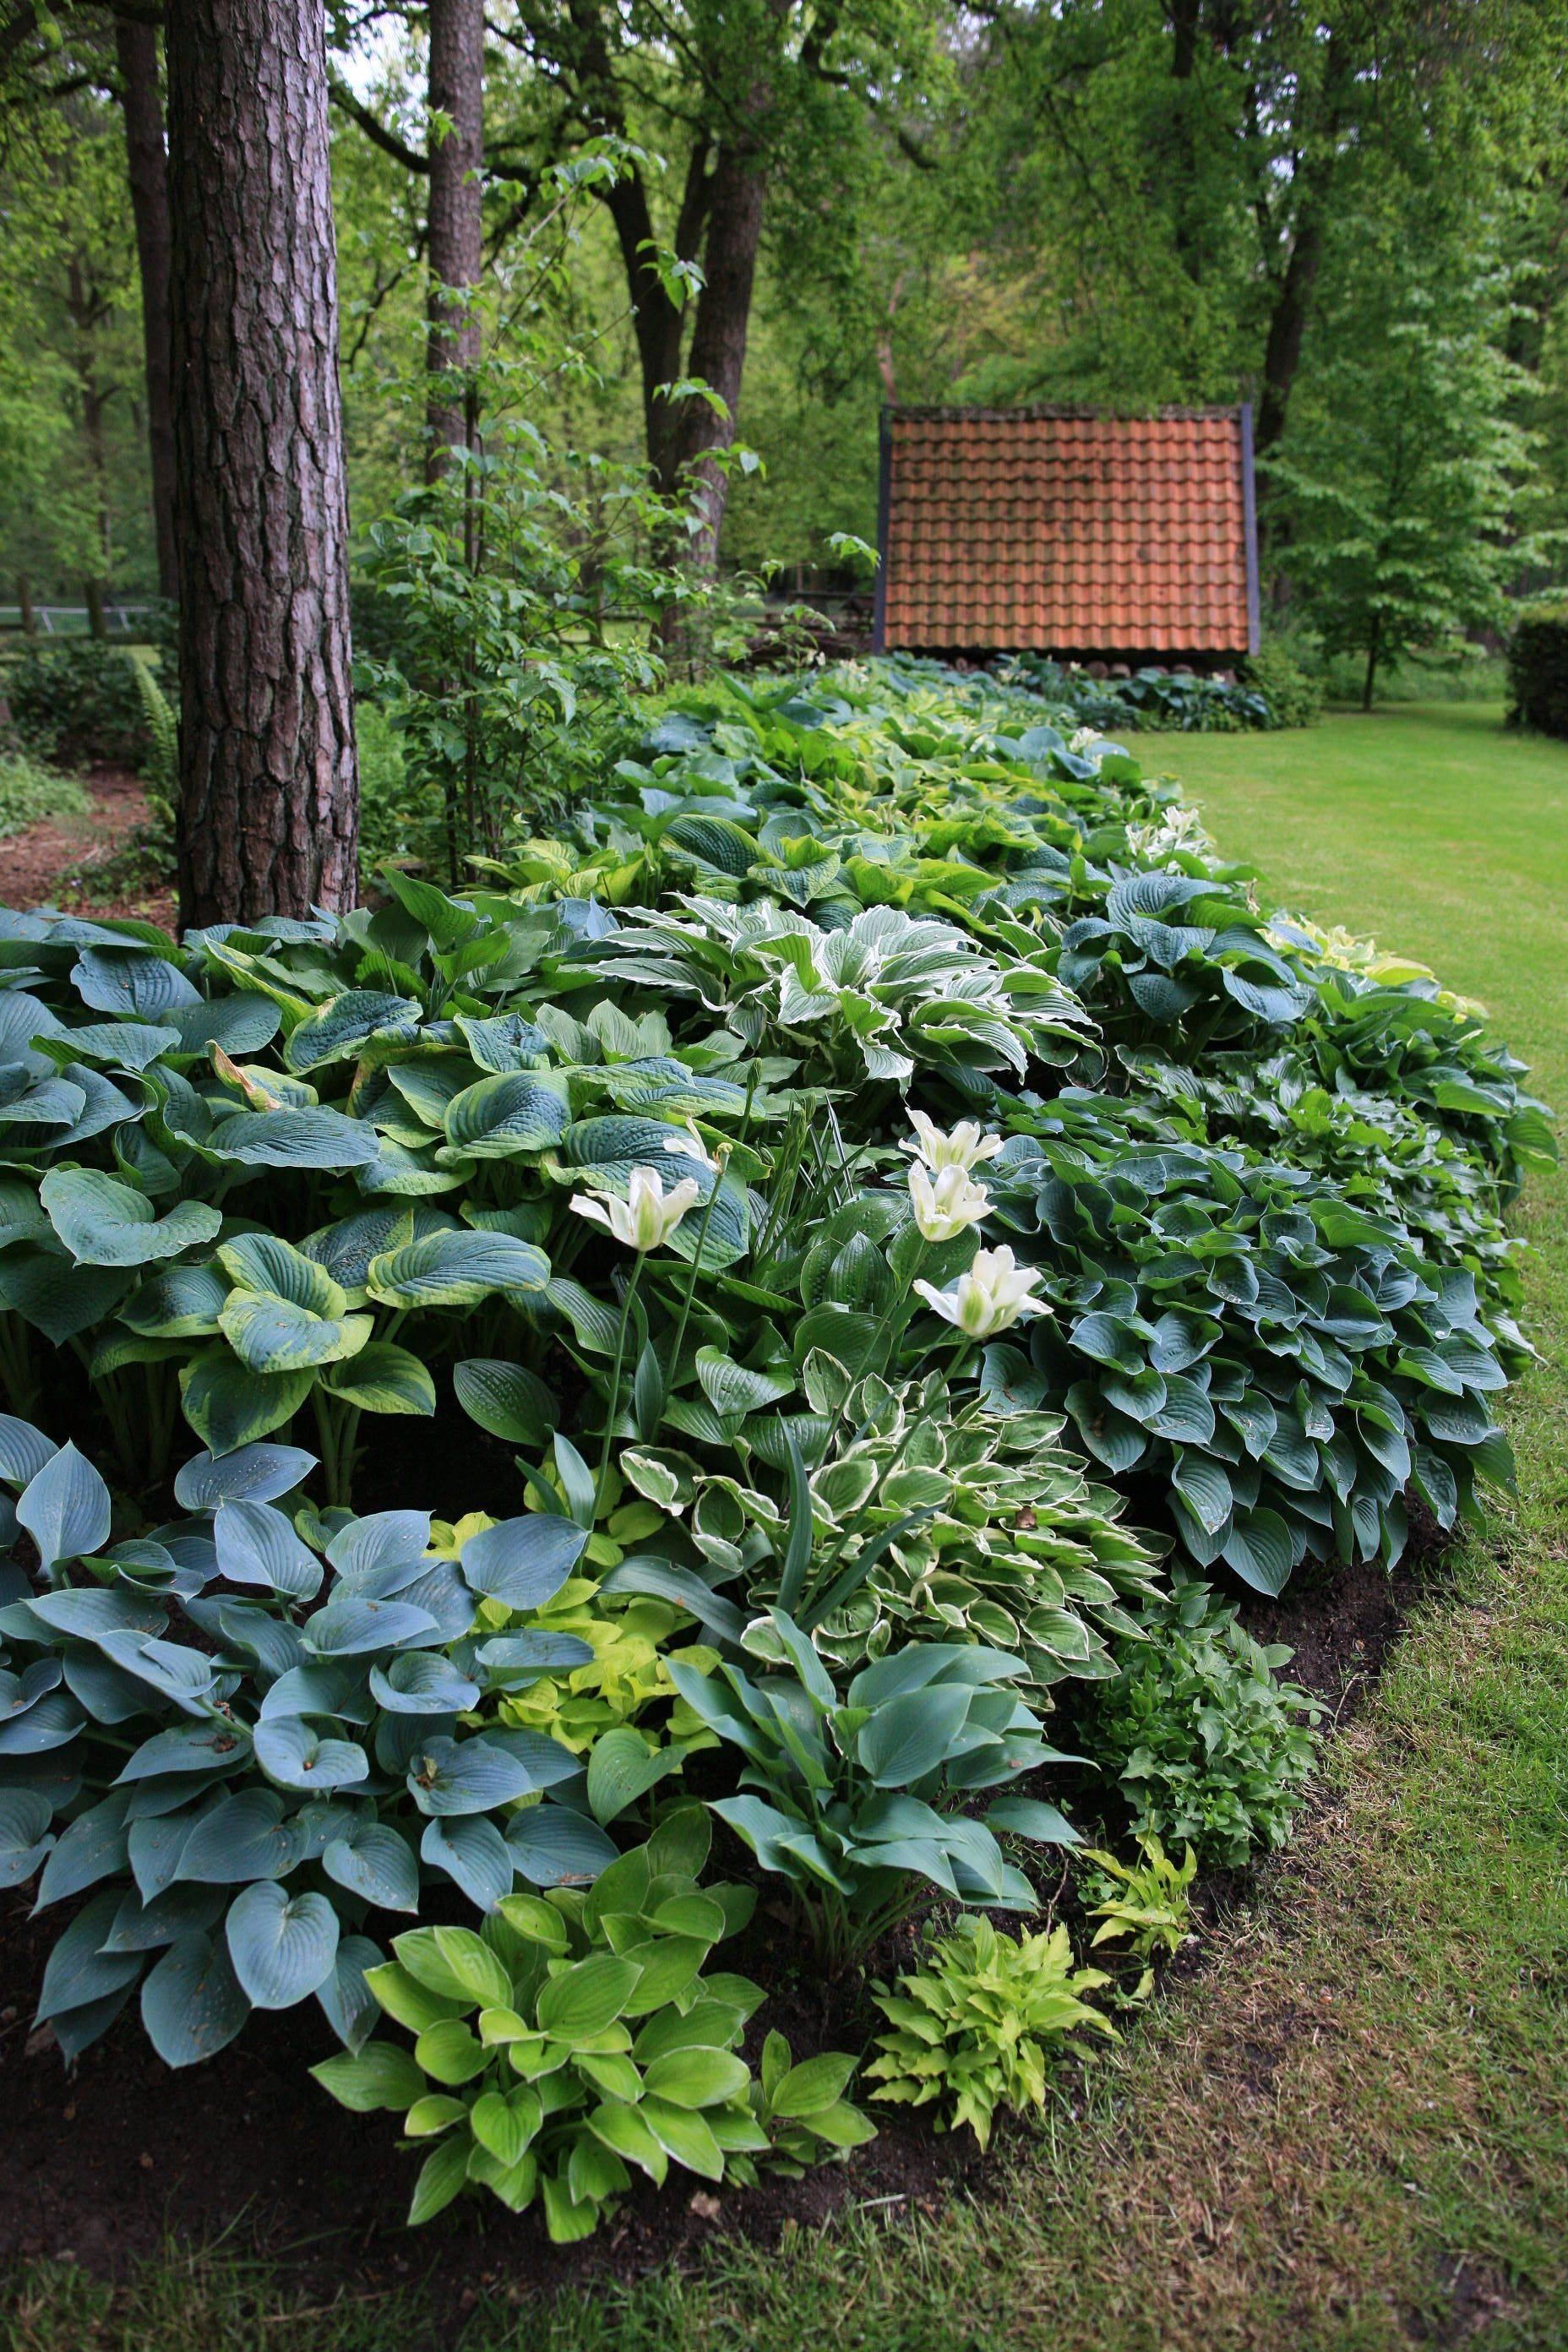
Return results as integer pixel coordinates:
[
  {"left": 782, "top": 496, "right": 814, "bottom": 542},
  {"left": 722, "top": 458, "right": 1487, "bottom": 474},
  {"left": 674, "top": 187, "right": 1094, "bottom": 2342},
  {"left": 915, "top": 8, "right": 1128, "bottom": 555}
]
[
  {"left": 908, "top": 1161, "right": 990, "bottom": 1243},
  {"left": 914, "top": 1244, "right": 1049, "bottom": 1339},
  {"left": 570, "top": 1164, "right": 700, "bottom": 1252},
  {"left": 901, "top": 1108, "right": 1004, "bottom": 1175}
]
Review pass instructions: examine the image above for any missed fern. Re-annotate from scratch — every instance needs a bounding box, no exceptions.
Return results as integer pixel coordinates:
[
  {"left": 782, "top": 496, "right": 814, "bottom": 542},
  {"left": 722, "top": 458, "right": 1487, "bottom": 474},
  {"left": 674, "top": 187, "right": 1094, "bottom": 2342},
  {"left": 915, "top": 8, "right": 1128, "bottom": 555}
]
[{"left": 132, "top": 659, "right": 177, "bottom": 818}]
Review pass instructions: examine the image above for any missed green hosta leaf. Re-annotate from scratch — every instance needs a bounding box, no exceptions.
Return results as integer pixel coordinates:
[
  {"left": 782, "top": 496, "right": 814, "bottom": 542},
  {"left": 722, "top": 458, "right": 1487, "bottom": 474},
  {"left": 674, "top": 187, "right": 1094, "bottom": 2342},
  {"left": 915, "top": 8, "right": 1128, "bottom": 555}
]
[
  {"left": 284, "top": 990, "right": 422, "bottom": 1073},
  {"left": 694, "top": 1349, "right": 794, "bottom": 1418},
  {"left": 39, "top": 1168, "right": 221, "bottom": 1268},
  {"left": 217, "top": 1233, "right": 346, "bottom": 1316},
  {"left": 225, "top": 1881, "right": 340, "bottom": 2008},
  {"left": 311, "top": 2039, "right": 426, "bottom": 2112},
  {"left": 0, "top": 1244, "right": 130, "bottom": 1342},
  {"left": 444, "top": 1073, "right": 570, "bottom": 1158},
  {"left": 318, "top": 1343, "right": 437, "bottom": 1416},
  {"left": 366, "top": 1229, "right": 550, "bottom": 1309},
  {"left": 73, "top": 945, "right": 200, "bottom": 1018},
  {"left": 120, "top": 1262, "right": 230, "bottom": 1337},
  {"left": 453, "top": 1358, "right": 557, "bottom": 1446},
  {"left": 220, "top": 1293, "right": 373, "bottom": 1374},
  {"left": 640, "top": 2046, "right": 750, "bottom": 2109},
  {"left": 181, "top": 1352, "right": 316, "bottom": 1456},
  {"left": 202, "top": 1108, "right": 383, "bottom": 1170},
  {"left": 857, "top": 1684, "right": 971, "bottom": 1788},
  {"left": 536, "top": 1953, "right": 640, "bottom": 2039},
  {"left": 585, "top": 1726, "right": 681, "bottom": 1825},
  {"left": 408, "top": 2136, "right": 471, "bottom": 2226},
  {"left": 1220, "top": 1508, "right": 1294, "bottom": 1596}
]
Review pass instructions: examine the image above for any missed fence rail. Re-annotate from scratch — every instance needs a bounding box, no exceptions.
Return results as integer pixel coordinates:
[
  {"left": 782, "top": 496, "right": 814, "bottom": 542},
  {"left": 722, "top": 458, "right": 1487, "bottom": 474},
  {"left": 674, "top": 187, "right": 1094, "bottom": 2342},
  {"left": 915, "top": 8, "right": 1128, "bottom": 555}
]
[{"left": 0, "top": 606, "right": 157, "bottom": 638}]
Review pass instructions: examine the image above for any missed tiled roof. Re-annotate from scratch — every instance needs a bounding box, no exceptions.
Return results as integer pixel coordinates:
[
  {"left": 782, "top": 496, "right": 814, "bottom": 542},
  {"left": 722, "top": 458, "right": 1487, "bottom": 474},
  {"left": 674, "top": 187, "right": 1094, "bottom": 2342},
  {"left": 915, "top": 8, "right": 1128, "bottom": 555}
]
[{"left": 876, "top": 406, "right": 1258, "bottom": 657}]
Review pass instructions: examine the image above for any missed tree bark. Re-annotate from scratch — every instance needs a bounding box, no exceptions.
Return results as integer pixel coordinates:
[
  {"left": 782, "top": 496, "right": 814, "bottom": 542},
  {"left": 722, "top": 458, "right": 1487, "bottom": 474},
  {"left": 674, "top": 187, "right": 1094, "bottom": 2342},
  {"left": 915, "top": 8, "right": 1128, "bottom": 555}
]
[
  {"left": 425, "top": 0, "right": 484, "bottom": 477},
  {"left": 165, "top": 0, "right": 358, "bottom": 927},
  {"left": 114, "top": 14, "right": 179, "bottom": 604}
]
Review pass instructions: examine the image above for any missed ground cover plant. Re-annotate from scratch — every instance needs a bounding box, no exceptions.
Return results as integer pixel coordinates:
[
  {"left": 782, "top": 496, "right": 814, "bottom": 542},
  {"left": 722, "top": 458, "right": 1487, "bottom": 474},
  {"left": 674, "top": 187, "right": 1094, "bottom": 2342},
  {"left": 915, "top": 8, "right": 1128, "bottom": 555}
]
[{"left": 0, "top": 662, "right": 1551, "bottom": 2256}]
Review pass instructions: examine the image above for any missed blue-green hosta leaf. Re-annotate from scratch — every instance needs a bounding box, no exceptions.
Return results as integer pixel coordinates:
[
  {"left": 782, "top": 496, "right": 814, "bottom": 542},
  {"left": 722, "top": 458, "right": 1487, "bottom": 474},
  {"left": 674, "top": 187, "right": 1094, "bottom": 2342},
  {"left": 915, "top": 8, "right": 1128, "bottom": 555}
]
[
  {"left": 36, "top": 1888, "right": 144, "bottom": 2023},
  {"left": 585, "top": 1727, "right": 682, "bottom": 1825},
  {"left": 406, "top": 1733, "right": 564, "bottom": 1817},
  {"left": 117, "top": 1720, "right": 253, "bottom": 1783},
  {"left": 317, "top": 1930, "right": 383, "bottom": 2053},
  {"left": 368, "top": 1652, "right": 480, "bottom": 1715},
  {"left": 302, "top": 1594, "right": 440, "bottom": 1658},
  {"left": 0, "top": 1788, "right": 55, "bottom": 1888},
  {"left": 365, "top": 1228, "right": 550, "bottom": 1308},
  {"left": 458, "top": 1514, "right": 589, "bottom": 1609},
  {"left": 101, "top": 1882, "right": 224, "bottom": 1953},
  {"left": 0, "top": 1244, "right": 131, "bottom": 1343},
  {"left": 33, "top": 1788, "right": 129, "bottom": 1906},
  {"left": 1220, "top": 1507, "right": 1294, "bottom": 1596},
  {"left": 322, "top": 1820, "right": 420, "bottom": 1913},
  {"left": 0, "top": 1412, "right": 56, "bottom": 1486},
  {"left": 219, "top": 1292, "right": 373, "bottom": 1374},
  {"left": 173, "top": 1440, "right": 316, "bottom": 1509},
  {"left": 50, "top": 1018, "right": 180, "bottom": 1070},
  {"left": 180, "top": 1352, "right": 316, "bottom": 1456},
  {"left": 0, "top": 1680, "right": 82, "bottom": 1755},
  {"left": 1172, "top": 1450, "right": 1233, "bottom": 1536},
  {"left": 694, "top": 1350, "right": 794, "bottom": 1417},
  {"left": 504, "top": 1802, "right": 621, "bottom": 1887},
  {"left": 455, "top": 1010, "right": 553, "bottom": 1072},
  {"left": 213, "top": 1500, "right": 324, "bottom": 1601},
  {"left": 225, "top": 1879, "right": 340, "bottom": 2008},
  {"left": 16, "top": 1441, "right": 112, "bottom": 1576},
  {"left": 95, "top": 1631, "right": 219, "bottom": 1714},
  {"left": 284, "top": 990, "right": 422, "bottom": 1074},
  {"left": 475, "top": 1631, "right": 596, "bottom": 1678},
  {"left": 443, "top": 1072, "right": 570, "bottom": 1158},
  {"left": 318, "top": 1342, "right": 436, "bottom": 1416},
  {"left": 120, "top": 1262, "right": 230, "bottom": 1337},
  {"left": 201, "top": 1108, "right": 383, "bottom": 1170},
  {"left": 140, "top": 1929, "right": 250, "bottom": 2064},
  {"left": 299, "top": 1205, "right": 430, "bottom": 1294},
  {"left": 71, "top": 945, "right": 200, "bottom": 1017},
  {"left": 420, "top": 1813, "right": 513, "bottom": 1911},
  {"left": 326, "top": 1509, "right": 432, "bottom": 1584},
  {"left": 38, "top": 1168, "right": 220, "bottom": 1269},
  {"left": 162, "top": 995, "right": 282, "bottom": 1058},
  {"left": 452, "top": 1358, "right": 557, "bottom": 1446},
  {"left": 173, "top": 1788, "right": 300, "bottom": 1884}
]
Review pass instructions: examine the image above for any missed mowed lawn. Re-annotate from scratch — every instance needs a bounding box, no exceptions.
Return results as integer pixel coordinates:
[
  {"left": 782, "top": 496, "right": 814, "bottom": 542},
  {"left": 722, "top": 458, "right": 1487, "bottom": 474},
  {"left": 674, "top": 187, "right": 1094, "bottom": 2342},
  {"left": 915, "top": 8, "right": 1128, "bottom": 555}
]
[{"left": 5, "top": 705, "right": 1567, "bottom": 2352}]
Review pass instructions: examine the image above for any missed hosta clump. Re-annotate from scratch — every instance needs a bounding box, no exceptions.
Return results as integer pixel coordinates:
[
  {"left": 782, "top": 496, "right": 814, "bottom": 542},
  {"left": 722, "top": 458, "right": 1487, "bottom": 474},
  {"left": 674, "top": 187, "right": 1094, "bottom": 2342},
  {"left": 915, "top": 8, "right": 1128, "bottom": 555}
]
[
  {"left": 313, "top": 1809, "right": 872, "bottom": 2238},
  {"left": 1086, "top": 1576, "right": 1322, "bottom": 1868},
  {"left": 867, "top": 1914, "right": 1113, "bottom": 2149},
  {"left": 757, "top": 1374, "right": 1161, "bottom": 1694},
  {"left": 0, "top": 1420, "right": 618, "bottom": 2066},
  {"left": 1081, "top": 1834, "right": 1196, "bottom": 2001},
  {"left": 672, "top": 1609, "right": 1081, "bottom": 1970}
]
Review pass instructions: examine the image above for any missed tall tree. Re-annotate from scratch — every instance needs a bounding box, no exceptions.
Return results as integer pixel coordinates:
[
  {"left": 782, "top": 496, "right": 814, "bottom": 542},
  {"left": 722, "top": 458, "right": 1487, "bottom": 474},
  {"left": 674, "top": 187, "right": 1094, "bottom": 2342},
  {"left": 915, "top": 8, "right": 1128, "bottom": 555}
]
[
  {"left": 112, "top": 12, "right": 177, "bottom": 599},
  {"left": 424, "top": 0, "right": 483, "bottom": 475},
  {"left": 166, "top": 0, "right": 358, "bottom": 923}
]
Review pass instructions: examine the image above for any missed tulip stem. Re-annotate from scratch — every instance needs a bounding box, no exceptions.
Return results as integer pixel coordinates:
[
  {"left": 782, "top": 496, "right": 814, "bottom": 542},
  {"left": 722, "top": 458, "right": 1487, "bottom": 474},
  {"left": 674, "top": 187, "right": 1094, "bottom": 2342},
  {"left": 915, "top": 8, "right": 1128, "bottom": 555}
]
[{"left": 596, "top": 1255, "right": 645, "bottom": 1512}]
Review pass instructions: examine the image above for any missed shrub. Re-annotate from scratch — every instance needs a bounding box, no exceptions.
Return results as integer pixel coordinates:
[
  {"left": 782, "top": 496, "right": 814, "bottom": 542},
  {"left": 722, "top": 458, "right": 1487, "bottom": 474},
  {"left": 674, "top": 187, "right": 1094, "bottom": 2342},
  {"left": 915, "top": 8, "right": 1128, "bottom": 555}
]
[
  {"left": 993, "top": 655, "right": 1274, "bottom": 733},
  {"left": 1086, "top": 1578, "right": 1322, "bottom": 1867},
  {"left": 0, "top": 751, "right": 90, "bottom": 841},
  {"left": 1239, "top": 640, "right": 1322, "bottom": 729},
  {"left": 313, "top": 1808, "right": 871, "bottom": 2235},
  {"left": 1506, "top": 603, "right": 1568, "bottom": 738},
  {"left": 867, "top": 1914, "right": 1113, "bottom": 2148},
  {"left": 4, "top": 641, "right": 153, "bottom": 769}
]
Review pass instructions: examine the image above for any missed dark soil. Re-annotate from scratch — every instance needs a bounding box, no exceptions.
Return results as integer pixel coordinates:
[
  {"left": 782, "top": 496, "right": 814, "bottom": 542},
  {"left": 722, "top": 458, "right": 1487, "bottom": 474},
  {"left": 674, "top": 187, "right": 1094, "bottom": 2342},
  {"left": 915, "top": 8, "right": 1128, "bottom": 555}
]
[{"left": 0, "top": 765, "right": 174, "bottom": 928}]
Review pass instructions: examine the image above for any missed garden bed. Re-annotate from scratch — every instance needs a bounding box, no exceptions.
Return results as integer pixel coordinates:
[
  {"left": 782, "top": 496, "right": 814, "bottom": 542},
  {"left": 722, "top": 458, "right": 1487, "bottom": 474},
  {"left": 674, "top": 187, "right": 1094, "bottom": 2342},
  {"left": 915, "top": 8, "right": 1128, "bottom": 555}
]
[{"left": 0, "top": 661, "right": 1550, "bottom": 2291}]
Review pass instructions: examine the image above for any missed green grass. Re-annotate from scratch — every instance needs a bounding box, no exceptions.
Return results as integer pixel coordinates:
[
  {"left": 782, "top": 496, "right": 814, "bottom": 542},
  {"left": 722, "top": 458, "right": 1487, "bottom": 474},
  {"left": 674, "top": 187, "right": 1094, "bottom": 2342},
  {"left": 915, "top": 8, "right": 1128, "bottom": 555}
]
[{"left": 4, "top": 705, "right": 1566, "bottom": 2352}]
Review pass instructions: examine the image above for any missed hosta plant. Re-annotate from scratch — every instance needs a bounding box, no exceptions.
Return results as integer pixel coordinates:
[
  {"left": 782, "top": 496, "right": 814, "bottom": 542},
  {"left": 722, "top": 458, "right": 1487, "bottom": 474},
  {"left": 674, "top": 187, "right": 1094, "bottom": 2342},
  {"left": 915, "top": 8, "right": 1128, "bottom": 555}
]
[
  {"left": 0, "top": 1422, "right": 616, "bottom": 2066},
  {"left": 867, "top": 1914, "right": 1113, "bottom": 2149},
  {"left": 312, "top": 1808, "right": 872, "bottom": 2237},
  {"left": 1080, "top": 1834, "right": 1197, "bottom": 2001},
  {"left": 671, "top": 1609, "right": 1081, "bottom": 1970}
]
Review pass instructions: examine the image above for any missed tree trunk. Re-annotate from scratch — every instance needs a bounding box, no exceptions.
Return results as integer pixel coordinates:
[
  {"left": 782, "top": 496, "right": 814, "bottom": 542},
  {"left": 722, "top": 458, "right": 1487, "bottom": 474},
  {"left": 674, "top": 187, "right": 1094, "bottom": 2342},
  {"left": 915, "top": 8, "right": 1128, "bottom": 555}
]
[
  {"left": 644, "top": 136, "right": 767, "bottom": 653},
  {"left": 165, "top": 0, "right": 358, "bottom": 927},
  {"left": 84, "top": 578, "right": 107, "bottom": 640},
  {"left": 17, "top": 575, "right": 35, "bottom": 636},
  {"left": 425, "top": 0, "right": 484, "bottom": 478},
  {"left": 1362, "top": 618, "right": 1381, "bottom": 713},
  {"left": 115, "top": 14, "right": 179, "bottom": 605}
]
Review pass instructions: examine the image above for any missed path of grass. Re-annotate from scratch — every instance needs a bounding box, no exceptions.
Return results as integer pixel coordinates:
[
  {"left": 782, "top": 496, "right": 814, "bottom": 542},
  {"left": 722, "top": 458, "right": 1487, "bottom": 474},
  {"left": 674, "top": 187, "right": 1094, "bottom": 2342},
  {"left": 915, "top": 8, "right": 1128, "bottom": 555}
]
[{"left": 4, "top": 706, "right": 1565, "bottom": 2352}]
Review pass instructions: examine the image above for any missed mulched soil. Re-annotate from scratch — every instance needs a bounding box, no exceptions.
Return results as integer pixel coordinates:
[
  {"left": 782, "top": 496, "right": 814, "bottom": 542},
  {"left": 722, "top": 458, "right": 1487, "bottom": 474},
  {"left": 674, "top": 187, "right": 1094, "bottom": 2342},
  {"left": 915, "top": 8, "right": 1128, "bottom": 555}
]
[{"left": 0, "top": 766, "right": 174, "bottom": 928}]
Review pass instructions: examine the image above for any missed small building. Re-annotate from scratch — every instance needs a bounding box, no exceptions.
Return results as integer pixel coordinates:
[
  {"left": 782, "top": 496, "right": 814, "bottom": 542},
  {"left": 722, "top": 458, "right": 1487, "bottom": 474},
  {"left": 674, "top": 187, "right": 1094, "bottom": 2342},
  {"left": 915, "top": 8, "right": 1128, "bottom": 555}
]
[{"left": 873, "top": 403, "right": 1260, "bottom": 668}]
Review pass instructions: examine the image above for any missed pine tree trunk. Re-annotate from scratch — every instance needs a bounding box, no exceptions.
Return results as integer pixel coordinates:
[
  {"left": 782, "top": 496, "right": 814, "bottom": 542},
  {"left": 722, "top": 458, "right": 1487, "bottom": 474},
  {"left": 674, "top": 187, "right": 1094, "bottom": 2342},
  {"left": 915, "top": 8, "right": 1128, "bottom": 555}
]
[
  {"left": 166, "top": 0, "right": 358, "bottom": 927},
  {"left": 115, "top": 15, "right": 179, "bottom": 605},
  {"left": 425, "top": 0, "right": 484, "bottom": 478}
]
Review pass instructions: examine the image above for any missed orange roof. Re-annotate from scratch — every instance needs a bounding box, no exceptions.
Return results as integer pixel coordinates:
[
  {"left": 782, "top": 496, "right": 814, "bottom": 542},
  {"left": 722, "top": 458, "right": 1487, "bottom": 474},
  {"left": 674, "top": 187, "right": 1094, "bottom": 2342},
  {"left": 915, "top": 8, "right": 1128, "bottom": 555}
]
[{"left": 875, "top": 406, "right": 1259, "bottom": 658}]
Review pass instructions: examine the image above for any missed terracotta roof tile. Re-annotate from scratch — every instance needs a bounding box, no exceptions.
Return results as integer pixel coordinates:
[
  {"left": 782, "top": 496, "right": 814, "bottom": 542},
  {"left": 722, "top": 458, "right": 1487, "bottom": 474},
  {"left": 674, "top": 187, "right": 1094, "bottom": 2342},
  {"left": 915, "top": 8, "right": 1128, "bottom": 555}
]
[{"left": 878, "top": 406, "right": 1257, "bottom": 656}]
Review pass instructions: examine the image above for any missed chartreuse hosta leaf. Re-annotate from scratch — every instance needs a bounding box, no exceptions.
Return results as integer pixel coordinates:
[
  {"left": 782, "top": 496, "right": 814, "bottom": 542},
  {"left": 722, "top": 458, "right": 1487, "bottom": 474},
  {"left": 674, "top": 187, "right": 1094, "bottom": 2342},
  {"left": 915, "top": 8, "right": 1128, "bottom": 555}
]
[{"left": 310, "top": 1812, "right": 869, "bottom": 2235}]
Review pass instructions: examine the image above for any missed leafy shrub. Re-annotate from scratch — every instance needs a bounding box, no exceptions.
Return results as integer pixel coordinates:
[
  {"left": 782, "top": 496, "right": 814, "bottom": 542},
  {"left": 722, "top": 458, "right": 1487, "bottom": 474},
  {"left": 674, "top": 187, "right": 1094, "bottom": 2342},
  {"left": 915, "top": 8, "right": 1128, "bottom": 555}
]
[
  {"left": 354, "top": 697, "right": 446, "bottom": 884},
  {"left": 1506, "top": 603, "right": 1568, "bottom": 738},
  {"left": 1239, "top": 640, "right": 1323, "bottom": 729},
  {"left": 0, "top": 751, "right": 90, "bottom": 841},
  {"left": 1086, "top": 1578, "right": 1322, "bottom": 1867},
  {"left": 867, "top": 1914, "right": 1113, "bottom": 2148},
  {"left": 313, "top": 1808, "right": 870, "bottom": 2235},
  {"left": 4, "top": 641, "right": 152, "bottom": 769},
  {"left": 994, "top": 655, "right": 1275, "bottom": 733}
]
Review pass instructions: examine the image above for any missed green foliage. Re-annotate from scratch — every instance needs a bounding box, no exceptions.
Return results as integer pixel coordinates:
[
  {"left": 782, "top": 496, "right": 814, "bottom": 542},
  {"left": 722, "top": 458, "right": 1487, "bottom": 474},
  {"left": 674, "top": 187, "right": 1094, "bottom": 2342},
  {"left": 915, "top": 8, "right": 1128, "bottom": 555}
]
[
  {"left": 5, "top": 640, "right": 152, "bottom": 770},
  {"left": 1506, "top": 604, "right": 1568, "bottom": 740},
  {"left": 1086, "top": 1578, "right": 1323, "bottom": 1869},
  {"left": 312, "top": 1810, "right": 871, "bottom": 2237},
  {"left": 1080, "top": 1833, "right": 1197, "bottom": 2000},
  {"left": 995, "top": 658, "right": 1276, "bottom": 735},
  {"left": 353, "top": 698, "right": 444, "bottom": 883},
  {"left": 867, "top": 1914, "right": 1113, "bottom": 2149},
  {"left": 0, "top": 750, "right": 89, "bottom": 841},
  {"left": 1239, "top": 641, "right": 1323, "bottom": 732}
]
